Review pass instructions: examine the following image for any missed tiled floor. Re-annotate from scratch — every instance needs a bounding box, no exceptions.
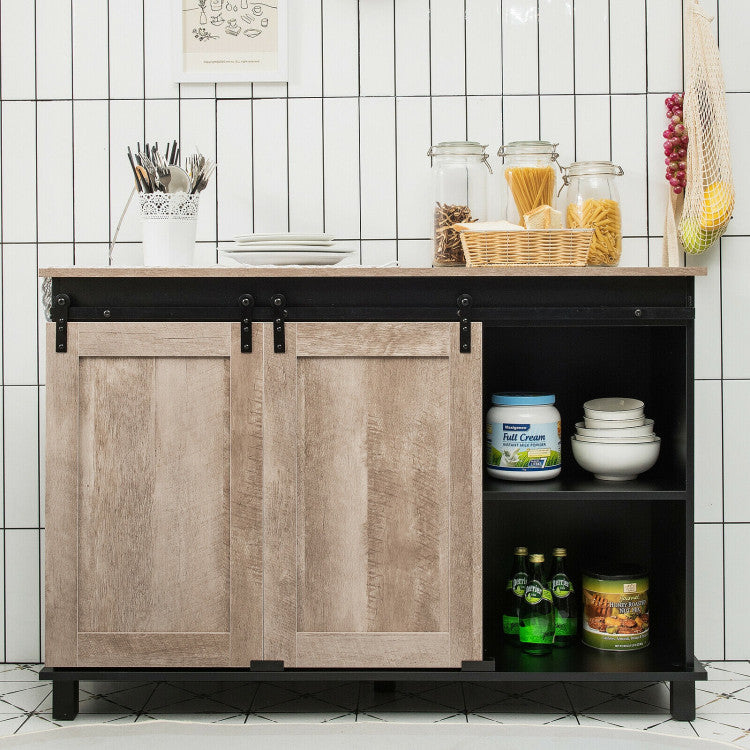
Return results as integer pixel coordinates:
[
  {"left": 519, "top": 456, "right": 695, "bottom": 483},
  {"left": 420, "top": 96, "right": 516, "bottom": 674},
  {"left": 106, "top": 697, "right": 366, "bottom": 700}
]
[{"left": 2, "top": 663, "right": 750, "bottom": 745}]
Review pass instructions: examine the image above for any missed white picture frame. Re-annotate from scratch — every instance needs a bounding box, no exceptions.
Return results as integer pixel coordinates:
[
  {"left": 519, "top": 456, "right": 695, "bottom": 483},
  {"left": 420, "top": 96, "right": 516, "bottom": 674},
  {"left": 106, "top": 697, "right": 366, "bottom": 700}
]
[{"left": 174, "top": 0, "right": 288, "bottom": 83}]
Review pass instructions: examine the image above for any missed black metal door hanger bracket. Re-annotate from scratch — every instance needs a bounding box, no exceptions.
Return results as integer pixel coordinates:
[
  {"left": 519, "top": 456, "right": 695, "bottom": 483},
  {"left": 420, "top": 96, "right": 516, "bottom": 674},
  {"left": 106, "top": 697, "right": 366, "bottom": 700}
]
[
  {"left": 457, "top": 293, "right": 472, "bottom": 353},
  {"left": 53, "top": 294, "right": 71, "bottom": 353},
  {"left": 239, "top": 294, "right": 254, "bottom": 353},
  {"left": 272, "top": 293, "right": 287, "bottom": 353}
]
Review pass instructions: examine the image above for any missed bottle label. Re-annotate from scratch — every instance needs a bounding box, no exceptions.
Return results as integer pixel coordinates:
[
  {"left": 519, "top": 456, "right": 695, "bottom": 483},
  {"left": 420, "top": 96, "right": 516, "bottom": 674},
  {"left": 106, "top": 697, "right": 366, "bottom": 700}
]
[
  {"left": 551, "top": 574, "right": 573, "bottom": 599},
  {"left": 502, "top": 614, "right": 519, "bottom": 635},
  {"left": 512, "top": 573, "right": 528, "bottom": 597},
  {"left": 486, "top": 421, "right": 561, "bottom": 472},
  {"left": 555, "top": 612, "right": 578, "bottom": 637},
  {"left": 524, "top": 580, "right": 553, "bottom": 605}
]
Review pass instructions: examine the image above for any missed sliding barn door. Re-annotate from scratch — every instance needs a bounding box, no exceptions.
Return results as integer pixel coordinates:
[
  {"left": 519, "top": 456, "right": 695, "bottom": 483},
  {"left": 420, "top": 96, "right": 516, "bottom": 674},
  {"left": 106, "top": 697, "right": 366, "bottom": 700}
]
[
  {"left": 263, "top": 322, "right": 482, "bottom": 668},
  {"left": 45, "top": 322, "right": 263, "bottom": 667}
]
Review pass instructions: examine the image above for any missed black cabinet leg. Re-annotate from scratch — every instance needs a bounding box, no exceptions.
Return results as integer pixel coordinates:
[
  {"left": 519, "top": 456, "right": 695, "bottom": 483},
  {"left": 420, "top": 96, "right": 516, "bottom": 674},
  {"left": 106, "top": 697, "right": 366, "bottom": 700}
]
[
  {"left": 52, "top": 680, "right": 79, "bottom": 721},
  {"left": 670, "top": 681, "right": 695, "bottom": 721}
]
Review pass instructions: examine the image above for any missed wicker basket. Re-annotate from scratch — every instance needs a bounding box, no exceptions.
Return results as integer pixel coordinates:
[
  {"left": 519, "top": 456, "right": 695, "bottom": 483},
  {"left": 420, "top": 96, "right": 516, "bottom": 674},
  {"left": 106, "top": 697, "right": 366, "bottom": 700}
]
[{"left": 456, "top": 228, "right": 594, "bottom": 267}]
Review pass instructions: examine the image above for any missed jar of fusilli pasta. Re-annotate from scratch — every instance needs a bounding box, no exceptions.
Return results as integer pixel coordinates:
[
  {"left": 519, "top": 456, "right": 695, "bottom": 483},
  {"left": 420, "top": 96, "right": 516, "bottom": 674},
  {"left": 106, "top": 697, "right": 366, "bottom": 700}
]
[
  {"left": 563, "top": 161, "right": 624, "bottom": 266},
  {"left": 498, "top": 141, "right": 561, "bottom": 226}
]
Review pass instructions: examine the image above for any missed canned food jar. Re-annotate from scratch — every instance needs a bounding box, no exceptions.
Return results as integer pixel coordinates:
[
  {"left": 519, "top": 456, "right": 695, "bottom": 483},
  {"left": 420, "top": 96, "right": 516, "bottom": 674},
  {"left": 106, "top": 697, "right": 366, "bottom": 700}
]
[
  {"left": 582, "top": 566, "right": 649, "bottom": 651},
  {"left": 563, "top": 161, "right": 624, "bottom": 266},
  {"left": 428, "top": 141, "right": 492, "bottom": 267},
  {"left": 486, "top": 393, "right": 562, "bottom": 481},
  {"left": 498, "top": 141, "right": 561, "bottom": 226}
]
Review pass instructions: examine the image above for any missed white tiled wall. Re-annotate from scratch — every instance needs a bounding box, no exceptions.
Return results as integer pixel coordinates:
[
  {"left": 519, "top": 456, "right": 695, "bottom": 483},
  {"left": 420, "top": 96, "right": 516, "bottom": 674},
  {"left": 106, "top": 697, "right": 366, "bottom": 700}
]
[{"left": 0, "top": 0, "right": 746, "bottom": 663}]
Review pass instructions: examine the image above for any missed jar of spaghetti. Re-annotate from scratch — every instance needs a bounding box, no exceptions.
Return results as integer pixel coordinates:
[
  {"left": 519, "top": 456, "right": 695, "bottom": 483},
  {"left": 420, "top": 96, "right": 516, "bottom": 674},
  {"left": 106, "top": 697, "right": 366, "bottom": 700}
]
[
  {"left": 428, "top": 142, "right": 492, "bottom": 266},
  {"left": 498, "top": 141, "right": 561, "bottom": 227},
  {"left": 564, "top": 161, "right": 624, "bottom": 266}
]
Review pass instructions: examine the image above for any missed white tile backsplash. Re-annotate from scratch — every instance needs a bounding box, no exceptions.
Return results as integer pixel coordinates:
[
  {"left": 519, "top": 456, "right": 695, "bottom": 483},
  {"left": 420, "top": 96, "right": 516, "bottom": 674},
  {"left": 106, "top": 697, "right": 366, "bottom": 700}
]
[
  {"left": 73, "top": 101, "right": 110, "bottom": 243},
  {"left": 502, "top": 0, "right": 538, "bottom": 96},
  {"left": 4, "top": 531, "right": 39, "bottom": 663},
  {"left": 322, "top": 0, "right": 359, "bottom": 97},
  {"left": 108, "top": 0, "right": 145, "bottom": 100},
  {"left": 721, "top": 237, "right": 750, "bottom": 379},
  {"left": 396, "top": 97, "right": 432, "bottom": 239},
  {"left": 722, "top": 380, "right": 750, "bottom": 523},
  {"left": 725, "top": 524, "right": 750, "bottom": 659},
  {"left": 0, "top": 0, "right": 741, "bottom": 662},
  {"left": 466, "top": 0, "right": 503, "bottom": 96},
  {"left": 2, "top": 247, "right": 38, "bottom": 386},
  {"left": 287, "top": 0, "right": 323, "bottom": 98},
  {"left": 574, "top": 96, "right": 610, "bottom": 162},
  {"left": 431, "top": 0, "right": 467, "bottom": 97},
  {"left": 646, "top": 0, "right": 684, "bottom": 94},
  {"left": 695, "top": 524, "right": 724, "bottom": 659},
  {"left": 217, "top": 100, "right": 254, "bottom": 241},
  {"left": 0, "top": 0, "right": 36, "bottom": 100},
  {"left": 72, "top": 0, "right": 109, "bottom": 99},
  {"left": 538, "top": 0, "right": 573, "bottom": 95},
  {"left": 251, "top": 99, "right": 289, "bottom": 235},
  {"left": 573, "top": 0, "right": 610, "bottom": 95},
  {"left": 609, "top": 0, "right": 646, "bottom": 94},
  {"left": 689, "top": 248, "right": 722, "bottom": 381},
  {"left": 359, "top": 0, "right": 395, "bottom": 97},
  {"left": 37, "top": 102, "right": 74, "bottom": 244},
  {"left": 3, "top": 388, "right": 39, "bottom": 529},
  {"left": 695, "top": 380, "right": 724, "bottom": 523},
  {"left": 360, "top": 99, "right": 397, "bottom": 240},
  {"left": 395, "top": 0, "right": 430, "bottom": 97},
  {"left": 719, "top": 0, "right": 750, "bottom": 93},
  {"left": 1, "top": 103, "right": 37, "bottom": 244},
  {"left": 323, "top": 98, "right": 360, "bottom": 238},
  {"left": 288, "top": 99, "right": 324, "bottom": 235},
  {"left": 35, "top": 0, "right": 73, "bottom": 101}
]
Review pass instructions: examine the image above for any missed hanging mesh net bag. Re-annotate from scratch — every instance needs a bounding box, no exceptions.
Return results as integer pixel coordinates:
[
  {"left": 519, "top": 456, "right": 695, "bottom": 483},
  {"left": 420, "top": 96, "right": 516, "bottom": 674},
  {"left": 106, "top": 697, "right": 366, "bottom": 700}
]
[{"left": 678, "top": 0, "right": 734, "bottom": 255}]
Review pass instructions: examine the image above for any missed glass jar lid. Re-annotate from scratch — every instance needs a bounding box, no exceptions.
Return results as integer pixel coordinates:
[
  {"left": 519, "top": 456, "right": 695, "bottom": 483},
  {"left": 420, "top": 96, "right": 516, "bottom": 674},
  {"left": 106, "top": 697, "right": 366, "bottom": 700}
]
[
  {"left": 565, "top": 160, "right": 624, "bottom": 177},
  {"left": 428, "top": 140, "right": 487, "bottom": 156},
  {"left": 427, "top": 141, "right": 492, "bottom": 172},
  {"left": 497, "top": 140, "right": 559, "bottom": 159}
]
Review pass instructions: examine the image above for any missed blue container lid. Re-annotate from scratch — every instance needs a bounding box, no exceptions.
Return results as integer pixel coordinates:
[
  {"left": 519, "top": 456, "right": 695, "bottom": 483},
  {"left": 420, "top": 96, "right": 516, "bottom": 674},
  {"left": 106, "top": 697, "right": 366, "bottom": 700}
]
[{"left": 492, "top": 392, "right": 556, "bottom": 406}]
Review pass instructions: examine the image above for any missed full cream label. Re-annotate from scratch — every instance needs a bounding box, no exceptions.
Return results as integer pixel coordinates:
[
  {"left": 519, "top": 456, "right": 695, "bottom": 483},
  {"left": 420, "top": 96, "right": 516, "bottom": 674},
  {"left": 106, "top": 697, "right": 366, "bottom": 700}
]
[{"left": 486, "top": 421, "right": 561, "bottom": 473}]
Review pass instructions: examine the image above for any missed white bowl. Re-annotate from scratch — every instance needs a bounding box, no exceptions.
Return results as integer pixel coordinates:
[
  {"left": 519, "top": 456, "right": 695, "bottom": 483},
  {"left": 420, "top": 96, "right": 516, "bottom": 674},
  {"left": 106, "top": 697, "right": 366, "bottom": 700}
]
[
  {"left": 570, "top": 435, "right": 661, "bottom": 481},
  {"left": 584, "top": 415, "right": 646, "bottom": 429},
  {"left": 573, "top": 433, "right": 659, "bottom": 444},
  {"left": 583, "top": 397, "right": 645, "bottom": 421},
  {"left": 575, "top": 420, "right": 654, "bottom": 437}
]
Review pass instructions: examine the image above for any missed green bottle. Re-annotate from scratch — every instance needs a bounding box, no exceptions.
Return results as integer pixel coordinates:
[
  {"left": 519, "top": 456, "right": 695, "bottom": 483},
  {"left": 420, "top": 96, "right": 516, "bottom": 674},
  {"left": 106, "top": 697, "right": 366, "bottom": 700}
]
[
  {"left": 519, "top": 553, "right": 555, "bottom": 655},
  {"left": 551, "top": 547, "right": 577, "bottom": 648},
  {"left": 502, "top": 547, "right": 528, "bottom": 644}
]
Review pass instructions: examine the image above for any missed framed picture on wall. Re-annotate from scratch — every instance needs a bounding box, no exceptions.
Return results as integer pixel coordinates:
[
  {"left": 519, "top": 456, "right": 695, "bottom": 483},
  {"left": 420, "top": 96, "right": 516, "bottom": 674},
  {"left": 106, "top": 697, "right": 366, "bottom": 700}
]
[{"left": 174, "top": 0, "right": 288, "bottom": 82}]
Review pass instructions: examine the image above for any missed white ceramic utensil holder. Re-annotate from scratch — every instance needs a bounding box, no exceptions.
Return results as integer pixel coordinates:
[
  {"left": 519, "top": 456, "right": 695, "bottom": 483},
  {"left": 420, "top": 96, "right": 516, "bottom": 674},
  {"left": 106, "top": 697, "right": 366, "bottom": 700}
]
[{"left": 139, "top": 193, "right": 200, "bottom": 267}]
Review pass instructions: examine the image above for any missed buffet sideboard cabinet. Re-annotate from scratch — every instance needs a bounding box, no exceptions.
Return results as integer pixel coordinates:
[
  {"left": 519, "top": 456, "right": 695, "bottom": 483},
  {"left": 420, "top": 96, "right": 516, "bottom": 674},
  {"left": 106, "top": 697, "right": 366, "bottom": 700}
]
[{"left": 39, "top": 266, "right": 706, "bottom": 721}]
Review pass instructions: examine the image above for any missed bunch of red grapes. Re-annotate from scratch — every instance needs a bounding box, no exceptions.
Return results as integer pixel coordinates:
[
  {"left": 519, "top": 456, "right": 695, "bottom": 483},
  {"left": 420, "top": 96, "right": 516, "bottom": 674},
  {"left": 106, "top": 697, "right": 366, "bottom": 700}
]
[{"left": 664, "top": 93, "right": 688, "bottom": 195}]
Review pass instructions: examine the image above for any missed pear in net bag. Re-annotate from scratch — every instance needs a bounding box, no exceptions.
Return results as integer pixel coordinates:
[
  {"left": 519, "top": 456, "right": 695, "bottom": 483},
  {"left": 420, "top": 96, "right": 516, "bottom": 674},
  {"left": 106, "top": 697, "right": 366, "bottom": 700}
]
[{"left": 679, "top": 0, "right": 734, "bottom": 255}]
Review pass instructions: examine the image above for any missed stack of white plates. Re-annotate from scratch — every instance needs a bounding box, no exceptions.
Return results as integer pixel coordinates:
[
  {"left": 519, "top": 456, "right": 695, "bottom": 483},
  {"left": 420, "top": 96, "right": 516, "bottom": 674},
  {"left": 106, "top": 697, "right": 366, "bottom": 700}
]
[
  {"left": 220, "top": 234, "right": 355, "bottom": 266},
  {"left": 570, "top": 398, "right": 661, "bottom": 481}
]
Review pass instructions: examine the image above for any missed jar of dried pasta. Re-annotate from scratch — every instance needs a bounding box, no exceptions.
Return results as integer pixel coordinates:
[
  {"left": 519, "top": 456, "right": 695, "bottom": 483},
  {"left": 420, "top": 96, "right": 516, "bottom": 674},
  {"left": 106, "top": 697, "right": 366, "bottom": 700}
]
[
  {"left": 428, "top": 142, "right": 492, "bottom": 266},
  {"left": 564, "top": 161, "right": 624, "bottom": 266},
  {"left": 498, "top": 141, "right": 561, "bottom": 226}
]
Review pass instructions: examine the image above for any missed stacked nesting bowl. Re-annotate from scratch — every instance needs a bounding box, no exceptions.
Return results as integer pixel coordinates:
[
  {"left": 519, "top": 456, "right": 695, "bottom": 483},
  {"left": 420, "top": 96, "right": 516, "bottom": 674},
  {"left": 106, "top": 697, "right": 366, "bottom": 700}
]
[{"left": 570, "top": 398, "right": 661, "bottom": 481}]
